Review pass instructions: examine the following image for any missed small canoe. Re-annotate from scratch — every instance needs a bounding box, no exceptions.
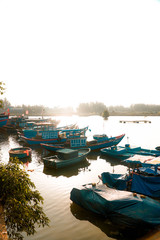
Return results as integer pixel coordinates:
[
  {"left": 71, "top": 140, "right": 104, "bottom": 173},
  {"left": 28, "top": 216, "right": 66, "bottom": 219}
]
[
  {"left": 43, "top": 148, "right": 91, "bottom": 169},
  {"left": 9, "top": 147, "right": 32, "bottom": 159}
]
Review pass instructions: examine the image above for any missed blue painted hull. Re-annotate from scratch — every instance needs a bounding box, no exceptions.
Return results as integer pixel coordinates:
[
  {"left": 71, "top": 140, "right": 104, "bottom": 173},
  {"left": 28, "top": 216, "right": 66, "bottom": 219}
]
[
  {"left": 21, "top": 136, "right": 67, "bottom": 145},
  {"left": 0, "top": 115, "right": 9, "bottom": 127},
  {"left": 88, "top": 134, "right": 125, "bottom": 151},
  {"left": 43, "top": 148, "right": 91, "bottom": 169},
  {"left": 41, "top": 143, "right": 64, "bottom": 151},
  {"left": 41, "top": 134, "right": 125, "bottom": 152},
  {"left": 101, "top": 144, "right": 160, "bottom": 159}
]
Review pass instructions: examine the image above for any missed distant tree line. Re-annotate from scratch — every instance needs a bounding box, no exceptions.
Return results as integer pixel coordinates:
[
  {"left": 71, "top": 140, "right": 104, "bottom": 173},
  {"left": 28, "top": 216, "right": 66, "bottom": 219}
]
[
  {"left": 2, "top": 96, "right": 160, "bottom": 116},
  {"left": 77, "top": 102, "right": 108, "bottom": 115},
  {"left": 109, "top": 104, "right": 160, "bottom": 116}
]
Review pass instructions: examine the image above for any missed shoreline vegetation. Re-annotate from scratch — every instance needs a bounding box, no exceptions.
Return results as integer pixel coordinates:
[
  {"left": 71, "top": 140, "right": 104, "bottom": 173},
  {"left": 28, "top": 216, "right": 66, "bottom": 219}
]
[
  {"left": 2, "top": 99, "right": 160, "bottom": 117},
  {"left": 0, "top": 160, "right": 49, "bottom": 240},
  {"left": 8, "top": 111, "right": 160, "bottom": 117}
]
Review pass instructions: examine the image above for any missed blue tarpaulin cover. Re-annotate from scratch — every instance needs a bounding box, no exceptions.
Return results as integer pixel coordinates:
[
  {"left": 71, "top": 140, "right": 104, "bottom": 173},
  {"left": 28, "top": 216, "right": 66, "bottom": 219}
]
[
  {"left": 101, "top": 171, "right": 160, "bottom": 198},
  {"left": 70, "top": 184, "right": 160, "bottom": 228},
  {"left": 131, "top": 173, "right": 160, "bottom": 198},
  {"left": 101, "top": 172, "right": 130, "bottom": 190}
]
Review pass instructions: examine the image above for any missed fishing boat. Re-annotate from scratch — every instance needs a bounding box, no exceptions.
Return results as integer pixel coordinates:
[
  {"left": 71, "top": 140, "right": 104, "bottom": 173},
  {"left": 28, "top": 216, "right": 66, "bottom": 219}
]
[
  {"left": 70, "top": 183, "right": 160, "bottom": 228},
  {"left": 19, "top": 122, "right": 77, "bottom": 139},
  {"left": 41, "top": 132, "right": 125, "bottom": 152},
  {"left": 101, "top": 144, "right": 160, "bottom": 159},
  {"left": 0, "top": 112, "right": 9, "bottom": 128},
  {"left": 101, "top": 144, "right": 134, "bottom": 160},
  {"left": 9, "top": 115, "right": 56, "bottom": 129},
  {"left": 19, "top": 122, "right": 60, "bottom": 139},
  {"left": 21, "top": 126, "right": 88, "bottom": 145},
  {"left": 100, "top": 154, "right": 160, "bottom": 198},
  {"left": 43, "top": 148, "right": 91, "bottom": 169},
  {"left": 9, "top": 147, "right": 32, "bottom": 159}
]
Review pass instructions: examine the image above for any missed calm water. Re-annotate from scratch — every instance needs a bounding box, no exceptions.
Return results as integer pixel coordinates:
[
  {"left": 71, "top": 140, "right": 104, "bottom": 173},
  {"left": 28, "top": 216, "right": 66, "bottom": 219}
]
[{"left": 1, "top": 115, "right": 160, "bottom": 240}]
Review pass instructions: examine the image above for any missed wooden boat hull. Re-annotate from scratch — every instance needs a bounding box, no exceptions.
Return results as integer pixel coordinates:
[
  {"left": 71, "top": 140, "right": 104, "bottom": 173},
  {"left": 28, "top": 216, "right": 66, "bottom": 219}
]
[
  {"left": 101, "top": 144, "right": 160, "bottom": 159},
  {"left": 41, "top": 134, "right": 125, "bottom": 152},
  {"left": 87, "top": 134, "right": 125, "bottom": 151},
  {"left": 43, "top": 148, "right": 91, "bottom": 169},
  {"left": 21, "top": 136, "right": 67, "bottom": 145},
  {"left": 0, "top": 114, "right": 9, "bottom": 127}
]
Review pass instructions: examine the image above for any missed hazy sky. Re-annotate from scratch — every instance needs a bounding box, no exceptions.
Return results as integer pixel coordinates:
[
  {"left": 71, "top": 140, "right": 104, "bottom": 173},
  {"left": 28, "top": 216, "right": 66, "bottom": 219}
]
[{"left": 0, "top": 0, "right": 160, "bottom": 108}]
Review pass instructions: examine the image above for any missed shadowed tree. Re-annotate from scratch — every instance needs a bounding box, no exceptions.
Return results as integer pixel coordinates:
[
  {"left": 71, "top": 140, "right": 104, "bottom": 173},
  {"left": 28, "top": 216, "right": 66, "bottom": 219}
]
[
  {"left": 0, "top": 82, "right": 5, "bottom": 108},
  {"left": 0, "top": 159, "right": 50, "bottom": 240}
]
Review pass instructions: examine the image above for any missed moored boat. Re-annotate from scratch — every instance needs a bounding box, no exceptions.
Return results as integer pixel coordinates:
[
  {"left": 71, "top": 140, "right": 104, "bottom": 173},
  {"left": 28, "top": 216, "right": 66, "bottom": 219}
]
[
  {"left": 9, "top": 147, "right": 32, "bottom": 159},
  {"left": 70, "top": 183, "right": 160, "bottom": 228},
  {"left": 100, "top": 154, "right": 160, "bottom": 198},
  {"left": 43, "top": 148, "right": 91, "bottom": 169},
  {"left": 101, "top": 144, "right": 160, "bottom": 159},
  {"left": 41, "top": 133, "right": 125, "bottom": 152},
  {"left": 19, "top": 122, "right": 77, "bottom": 139},
  {"left": 0, "top": 112, "right": 9, "bottom": 128},
  {"left": 101, "top": 144, "right": 134, "bottom": 160},
  {"left": 21, "top": 126, "right": 88, "bottom": 145}
]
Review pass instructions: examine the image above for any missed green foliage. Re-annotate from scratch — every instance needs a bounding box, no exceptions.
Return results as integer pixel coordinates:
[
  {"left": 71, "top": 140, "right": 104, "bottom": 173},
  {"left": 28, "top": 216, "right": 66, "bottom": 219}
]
[
  {"left": 0, "top": 159, "right": 49, "bottom": 240},
  {"left": 0, "top": 82, "right": 5, "bottom": 108}
]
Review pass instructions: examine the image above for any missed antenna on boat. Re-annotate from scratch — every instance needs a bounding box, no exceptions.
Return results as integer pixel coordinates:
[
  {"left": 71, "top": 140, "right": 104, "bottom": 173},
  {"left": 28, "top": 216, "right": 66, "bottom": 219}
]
[
  {"left": 127, "top": 136, "right": 129, "bottom": 144},
  {"left": 42, "top": 108, "right": 44, "bottom": 119}
]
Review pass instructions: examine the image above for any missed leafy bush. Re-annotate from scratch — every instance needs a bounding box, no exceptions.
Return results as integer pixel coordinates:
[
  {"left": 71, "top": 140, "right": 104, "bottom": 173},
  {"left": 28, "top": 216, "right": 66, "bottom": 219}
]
[{"left": 0, "top": 159, "right": 49, "bottom": 240}]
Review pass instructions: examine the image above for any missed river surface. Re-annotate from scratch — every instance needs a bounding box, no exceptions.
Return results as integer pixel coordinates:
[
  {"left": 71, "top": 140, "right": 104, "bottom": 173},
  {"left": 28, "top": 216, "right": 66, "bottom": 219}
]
[{"left": 1, "top": 115, "right": 160, "bottom": 240}]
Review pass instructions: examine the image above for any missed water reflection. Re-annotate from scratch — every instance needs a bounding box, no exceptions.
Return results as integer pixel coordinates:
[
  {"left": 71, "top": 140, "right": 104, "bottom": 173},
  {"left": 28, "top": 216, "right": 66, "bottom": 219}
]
[
  {"left": 88, "top": 152, "right": 100, "bottom": 160},
  {"left": 100, "top": 154, "right": 126, "bottom": 167},
  {"left": 43, "top": 159, "right": 90, "bottom": 177},
  {"left": 1, "top": 116, "right": 160, "bottom": 240},
  {"left": 70, "top": 203, "right": 153, "bottom": 240}
]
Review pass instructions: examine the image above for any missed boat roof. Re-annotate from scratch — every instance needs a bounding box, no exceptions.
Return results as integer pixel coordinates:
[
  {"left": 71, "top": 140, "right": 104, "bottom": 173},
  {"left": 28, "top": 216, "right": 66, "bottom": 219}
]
[
  {"left": 60, "top": 126, "right": 88, "bottom": 133},
  {"left": 142, "top": 156, "right": 160, "bottom": 167},
  {"left": 124, "top": 154, "right": 160, "bottom": 167},
  {"left": 34, "top": 122, "right": 56, "bottom": 126}
]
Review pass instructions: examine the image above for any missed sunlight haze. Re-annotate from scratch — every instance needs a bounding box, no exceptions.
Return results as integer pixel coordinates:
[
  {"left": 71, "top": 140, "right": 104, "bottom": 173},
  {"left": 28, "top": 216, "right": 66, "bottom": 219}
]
[{"left": 0, "top": 0, "right": 160, "bottom": 108}]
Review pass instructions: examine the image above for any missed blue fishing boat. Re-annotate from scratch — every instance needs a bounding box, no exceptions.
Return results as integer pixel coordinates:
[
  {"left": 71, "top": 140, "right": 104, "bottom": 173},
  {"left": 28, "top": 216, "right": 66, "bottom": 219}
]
[
  {"left": 19, "top": 122, "right": 59, "bottom": 139},
  {"left": 101, "top": 145, "right": 134, "bottom": 160},
  {"left": 70, "top": 183, "right": 160, "bottom": 228},
  {"left": 101, "top": 144, "right": 160, "bottom": 159},
  {"left": 43, "top": 148, "right": 91, "bottom": 169},
  {"left": 21, "top": 126, "right": 88, "bottom": 145},
  {"left": 9, "top": 147, "right": 32, "bottom": 159},
  {"left": 9, "top": 115, "right": 55, "bottom": 129},
  {"left": 19, "top": 122, "right": 77, "bottom": 139},
  {"left": 41, "top": 132, "right": 125, "bottom": 152},
  {"left": 100, "top": 155, "right": 160, "bottom": 198},
  {"left": 0, "top": 112, "right": 9, "bottom": 128}
]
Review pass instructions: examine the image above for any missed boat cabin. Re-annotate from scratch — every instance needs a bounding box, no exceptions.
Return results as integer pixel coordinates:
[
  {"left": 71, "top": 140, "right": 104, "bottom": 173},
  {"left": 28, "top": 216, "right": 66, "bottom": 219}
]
[
  {"left": 22, "top": 122, "right": 58, "bottom": 139},
  {"left": 59, "top": 127, "right": 88, "bottom": 148},
  {"left": 57, "top": 148, "right": 78, "bottom": 160},
  {"left": 93, "top": 134, "right": 108, "bottom": 142}
]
